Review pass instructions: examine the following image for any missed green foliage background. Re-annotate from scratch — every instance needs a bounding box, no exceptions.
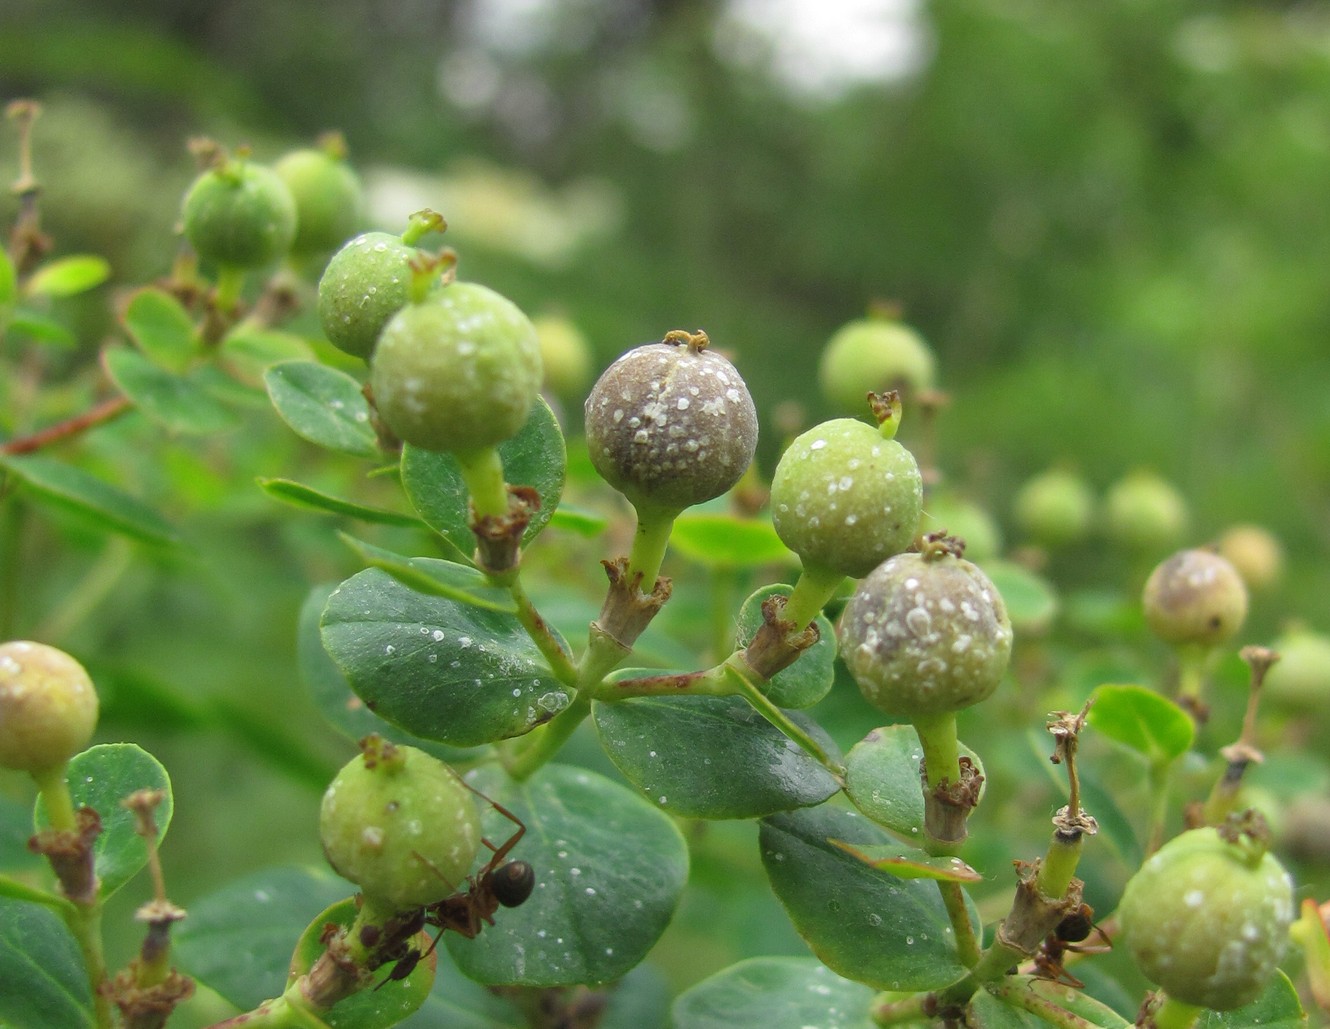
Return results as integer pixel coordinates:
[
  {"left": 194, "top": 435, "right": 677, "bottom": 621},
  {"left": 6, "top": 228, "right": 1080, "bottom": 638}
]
[{"left": 1, "top": 1, "right": 1328, "bottom": 1023}]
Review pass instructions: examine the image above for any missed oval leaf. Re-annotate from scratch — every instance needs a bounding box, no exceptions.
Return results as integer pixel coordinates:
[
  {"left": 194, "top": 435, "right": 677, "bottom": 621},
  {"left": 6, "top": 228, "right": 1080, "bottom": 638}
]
[
  {"left": 173, "top": 865, "right": 353, "bottom": 1012},
  {"left": 593, "top": 694, "right": 841, "bottom": 819},
  {"left": 26, "top": 255, "right": 110, "bottom": 298},
  {"left": 735, "top": 584, "right": 835, "bottom": 709},
  {"left": 672, "top": 956, "right": 877, "bottom": 1029},
  {"left": 843, "top": 725, "right": 985, "bottom": 840},
  {"left": 1088, "top": 684, "right": 1194, "bottom": 765},
  {"left": 0, "top": 454, "right": 176, "bottom": 546},
  {"left": 298, "top": 585, "right": 476, "bottom": 763},
  {"left": 760, "top": 805, "right": 972, "bottom": 991},
  {"left": 265, "top": 360, "right": 378, "bottom": 458},
  {"left": 829, "top": 840, "right": 982, "bottom": 883},
  {"left": 1197, "top": 971, "right": 1306, "bottom": 1028},
  {"left": 670, "top": 513, "right": 794, "bottom": 570},
  {"left": 121, "top": 287, "right": 198, "bottom": 370},
  {"left": 220, "top": 327, "right": 315, "bottom": 385},
  {"left": 337, "top": 538, "right": 512, "bottom": 611},
  {"left": 974, "top": 978, "right": 1131, "bottom": 1028},
  {"left": 446, "top": 764, "right": 689, "bottom": 987},
  {"left": 103, "top": 347, "right": 240, "bottom": 434},
  {"left": 320, "top": 567, "right": 571, "bottom": 746},
  {"left": 401, "top": 396, "right": 565, "bottom": 550},
  {"left": 289, "top": 897, "right": 436, "bottom": 1028},
  {"left": 33, "top": 744, "right": 172, "bottom": 901},
  {"left": 0, "top": 898, "right": 94, "bottom": 1028}
]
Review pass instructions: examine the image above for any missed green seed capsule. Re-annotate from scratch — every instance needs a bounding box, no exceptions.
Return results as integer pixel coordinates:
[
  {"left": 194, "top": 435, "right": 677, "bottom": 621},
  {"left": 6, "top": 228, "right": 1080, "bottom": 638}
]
[
  {"left": 275, "top": 145, "right": 365, "bottom": 258},
  {"left": 181, "top": 160, "right": 296, "bottom": 269},
  {"left": 317, "top": 231, "right": 423, "bottom": 360},
  {"left": 0, "top": 641, "right": 98, "bottom": 774},
  {"left": 818, "top": 315, "right": 936, "bottom": 413},
  {"left": 1142, "top": 548, "right": 1248, "bottom": 648}
]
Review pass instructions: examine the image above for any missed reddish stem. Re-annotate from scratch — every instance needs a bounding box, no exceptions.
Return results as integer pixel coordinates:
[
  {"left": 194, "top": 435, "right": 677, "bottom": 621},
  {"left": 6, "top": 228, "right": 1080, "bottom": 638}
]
[{"left": 1, "top": 395, "right": 132, "bottom": 455}]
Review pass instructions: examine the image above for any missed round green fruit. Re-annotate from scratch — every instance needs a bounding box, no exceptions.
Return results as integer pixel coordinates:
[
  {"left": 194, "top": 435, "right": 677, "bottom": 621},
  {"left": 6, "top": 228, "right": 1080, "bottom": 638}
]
[
  {"left": 1013, "top": 467, "right": 1094, "bottom": 548},
  {"left": 1142, "top": 548, "right": 1248, "bottom": 648},
  {"left": 317, "top": 231, "right": 423, "bottom": 360},
  {"left": 0, "top": 641, "right": 98, "bottom": 774},
  {"left": 771, "top": 418, "right": 922, "bottom": 578},
  {"left": 370, "top": 281, "right": 542, "bottom": 454},
  {"left": 533, "top": 314, "right": 594, "bottom": 401},
  {"left": 181, "top": 160, "right": 296, "bottom": 269},
  {"left": 584, "top": 333, "right": 757, "bottom": 512},
  {"left": 1263, "top": 626, "right": 1330, "bottom": 708},
  {"left": 1105, "top": 470, "right": 1188, "bottom": 554},
  {"left": 1118, "top": 822, "right": 1294, "bottom": 1010},
  {"left": 923, "top": 491, "right": 1002, "bottom": 564},
  {"left": 320, "top": 740, "right": 481, "bottom": 912},
  {"left": 1217, "top": 523, "right": 1284, "bottom": 593},
  {"left": 275, "top": 144, "right": 365, "bottom": 257},
  {"left": 818, "top": 315, "right": 936, "bottom": 413},
  {"left": 838, "top": 546, "right": 1013, "bottom": 718}
]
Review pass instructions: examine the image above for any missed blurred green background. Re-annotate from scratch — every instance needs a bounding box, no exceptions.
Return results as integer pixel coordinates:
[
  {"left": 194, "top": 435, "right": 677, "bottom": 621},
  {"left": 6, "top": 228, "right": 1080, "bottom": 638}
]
[{"left": 2, "top": 0, "right": 1329, "bottom": 1017}]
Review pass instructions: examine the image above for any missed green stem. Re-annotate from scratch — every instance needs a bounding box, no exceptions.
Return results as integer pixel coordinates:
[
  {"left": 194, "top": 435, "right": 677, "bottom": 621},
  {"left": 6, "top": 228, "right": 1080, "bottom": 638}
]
[
  {"left": 725, "top": 661, "right": 844, "bottom": 779},
  {"left": 869, "top": 991, "right": 929, "bottom": 1026},
  {"left": 1174, "top": 644, "right": 1210, "bottom": 708},
  {"left": 936, "top": 939, "right": 1026, "bottom": 1009},
  {"left": 71, "top": 903, "right": 113, "bottom": 1029},
  {"left": 213, "top": 264, "right": 248, "bottom": 314},
  {"left": 781, "top": 561, "right": 846, "bottom": 630},
  {"left": 32, "top": 763, "right": 76, "bottom": 832},
  {"left": 454, "top": 446, "right": 509, "bottom": 520},
  {"left": 1149, "top": 994, "right": 1202, "bottom": 1029},
  {"left": 938, "top": 879, "right": 982, "bottom": 967},
  {"left": 626, "top": 502, "right": 680, "bottom": 588},
  {"left": 985, "top": 978, "right": 1104, "bottom": 1029},
  {"left": 1035, "top": 832, "right": 1083, "bottom": 900},
  {"left": 33, "top": 537, "right": 132, "bottom": 643},
  {"left": 912, "top": 711, "right": 960, "bottom": 789},
  {"left": 1145, "top": 759, "right": 1172, "bottom": 856},
  {"left": 597, "top": 662, "right": 735, "bottom": 700},
  {"left": 507, "top": 575, "right": 578, "bottom": 687},
  {"left": 505, "top": 692, "right": 592, "bottom": 781}
]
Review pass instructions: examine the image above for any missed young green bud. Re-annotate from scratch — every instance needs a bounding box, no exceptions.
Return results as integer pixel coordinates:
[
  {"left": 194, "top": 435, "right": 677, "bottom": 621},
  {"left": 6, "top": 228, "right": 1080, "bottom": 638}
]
[
  {"left": 584, "top": 331, "right": 757, "bottom": 512},
  {"left": 317, "top": 231, "right": 424, "bottom": 360},
  {"left": 1263, "top": 626, "right": 1330, "bottom": 708},
  {"left": 771, "top": 416, "right": 922, "bottom": 579},
  {"left": 1143, "top": 548, "right": 1248, "bottom": 648},
  {"left": 320, "top": 739, "right": 481, "bottom": 912},
  {"left": 181, "top": 157, "right": 297, "bottom": 270},
  {"left": 1012, "top": 467, "right": 1094, "bottom": 548},
  {"left": 838, "top": 540, "right": 1013, "bottom": 718},
  {"left": 275, "top": 138, "right": 365, "bottom": 258},
  {"left": 818, "top": 312, "right": 936, "bottom": 413},
  {"left": 1217, "top": 523, "right": 1284, "bottom": 593},
  {"left": 1104, "top": 469, "right": 1188, "bottom": 554},
  {"left": 370, "top": 281, "right": 542, "bottom": 454},
  {"left": 533, "top": 314, "right": 594, "bottom": 402},
  {"left": 0, "top": 641, "right": 98, "bottom": 773},
  {"left": 1118, "top": 819, "right": 1294, "bottom": 1010}
]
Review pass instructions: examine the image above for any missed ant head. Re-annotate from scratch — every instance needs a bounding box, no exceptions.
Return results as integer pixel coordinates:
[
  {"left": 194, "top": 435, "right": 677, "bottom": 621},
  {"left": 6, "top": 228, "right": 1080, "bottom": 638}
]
[{"left": 488, "top": 860, "right": 536, "bottom": 908}]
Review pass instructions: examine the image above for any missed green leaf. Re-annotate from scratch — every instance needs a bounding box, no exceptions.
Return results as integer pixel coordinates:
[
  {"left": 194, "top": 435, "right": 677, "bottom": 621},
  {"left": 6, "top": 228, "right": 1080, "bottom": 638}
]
[
  {"left": 829, "top": 840, "right": 982, "bottom": 883},
  {"left": 103, "top": 347, "right": 241, "bottom": 434},
  {"left": 258, "top": 478, "right": 424, "bottom": 527},
  {"left": 446, "top": 764, "right": 689, "bottom": 987},
  {"left": 0, "top": 898, "right": 94, "bottom": 1028},
  {"left": 1087, "top": 684, "right": 1194, "bottom": 765},
  {"left": 290, "top": 897, "right": 436, "bottom": 1028},
  {"left": 33, "top": 744, "right": 172, "bottom": 901},
  {"left": 265, "top": 360, "right": 378, "bottom": 458},
  {"left": 670, "top": 512, "right": 794, "bottom": 569},
  {"left": 7, "top": 308, "right": 76, "bottom": 347},
  {"left": 593, "top": 694, "right": 841, "bottom": 819},
  {"left": 220, "top": 327, "right": 315, "bottom": 385},
  {"left": 121, "top": 287, "right": 197, "bottom": 370},
  {"left": 672, "top": 956, "right": 877, "bottom": 1029},
  {"left": 843, "top": 725, "right": 985, "bottom": 840},
  {"left": 401, "top": 396, "right": 565, "bottom": 550},
  {"left": 0, "top": 247, "right": 15, "bottom": 327},
  {"left": 320, "top": 567, "right": 570, "bottom": 746},
  {"left": 25, "top": 255, "right": 110, "bottom": 298},
  {"left": 735, "top": 584, "right": 835, "bottom": 708},
  {"left": 547, "top": 504, "right": 608, "bottom": 537},
  {"left": 1197, "top": 971, "right": 1306, "bottom": 1028},
  {"left": 970, "top": 979, "right": 1131, "bottom": 1028},
  {"left": 298, "top": 584, "right": 477, "bottom": 763},
  {"left": 0, "top": 454, "right": 177, "bottom": 546},
  {"left": 337, "top": 540, "right": 514, "bottom": 612},
  {"left": 174, "top": 865, "right": 353, "bottom": 1012},
  {"left": 760, "top": 805, "right": 972, "bottom": 991},
  {"left": 980, "top": 560, "right": 1058, "bottom": 635}
]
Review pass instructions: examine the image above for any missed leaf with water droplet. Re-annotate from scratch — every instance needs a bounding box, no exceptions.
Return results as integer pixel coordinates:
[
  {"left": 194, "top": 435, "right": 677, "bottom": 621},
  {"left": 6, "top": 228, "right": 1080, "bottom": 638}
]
[{"left": 673, "top": 956, "right": 877, "bottom": 1029}]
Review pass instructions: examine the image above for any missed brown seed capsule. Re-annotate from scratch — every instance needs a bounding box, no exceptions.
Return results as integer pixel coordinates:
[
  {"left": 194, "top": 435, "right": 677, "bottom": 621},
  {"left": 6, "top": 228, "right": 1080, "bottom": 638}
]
[
  {"left": 584, "top": 332, "right": 757, "bottom": 512},
  {"left": 1142, "top": 548, "right": 1248, "bottom": 647}
]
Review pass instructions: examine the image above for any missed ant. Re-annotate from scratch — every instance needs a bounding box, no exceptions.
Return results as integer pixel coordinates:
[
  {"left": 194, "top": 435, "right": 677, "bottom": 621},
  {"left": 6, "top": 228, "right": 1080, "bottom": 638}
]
[
  {"left": 1030, "top": 903, "right": 1111, "bottom": 990},
  {"left": 375, "top": 791, "right": 535, "bottom": 989}
]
